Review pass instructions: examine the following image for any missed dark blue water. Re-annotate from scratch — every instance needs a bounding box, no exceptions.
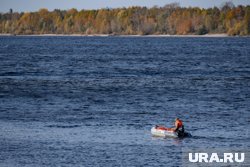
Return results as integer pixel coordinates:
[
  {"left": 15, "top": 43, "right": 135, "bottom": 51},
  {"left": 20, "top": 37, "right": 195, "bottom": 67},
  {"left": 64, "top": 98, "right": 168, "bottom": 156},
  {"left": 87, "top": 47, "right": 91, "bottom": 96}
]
[{"left": 0, "top": 36, "right": 249, "bottom": 166}]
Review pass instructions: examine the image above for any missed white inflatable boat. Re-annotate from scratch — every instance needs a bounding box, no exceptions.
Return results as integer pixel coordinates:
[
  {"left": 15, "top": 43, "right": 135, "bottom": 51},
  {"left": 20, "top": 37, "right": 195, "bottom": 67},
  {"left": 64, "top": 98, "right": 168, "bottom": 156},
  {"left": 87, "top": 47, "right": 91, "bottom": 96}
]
[
  {"left": 151, "top": 126, "right": 178, "bottom": 138},
  {"left": 151, "top": 125, "right": 191, "bottom": 138}
]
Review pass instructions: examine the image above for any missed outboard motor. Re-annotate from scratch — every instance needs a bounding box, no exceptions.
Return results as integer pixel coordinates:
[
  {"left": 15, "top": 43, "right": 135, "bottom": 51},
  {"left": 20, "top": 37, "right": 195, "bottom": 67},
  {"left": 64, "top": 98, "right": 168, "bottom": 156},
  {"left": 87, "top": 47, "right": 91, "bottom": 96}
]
[
  {"left": 177, "top": 125, "right": 192, "bottom": 138},
  {"left": 176, "top": 125, "right": 185, "bottom": 137}
]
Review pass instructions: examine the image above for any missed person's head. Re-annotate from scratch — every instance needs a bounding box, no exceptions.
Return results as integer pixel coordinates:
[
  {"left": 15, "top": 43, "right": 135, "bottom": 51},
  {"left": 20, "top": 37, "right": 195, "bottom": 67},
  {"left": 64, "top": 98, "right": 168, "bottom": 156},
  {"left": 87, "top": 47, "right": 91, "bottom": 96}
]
[{"left": 175, "top": 118, "right": 179, "bottom": 121}]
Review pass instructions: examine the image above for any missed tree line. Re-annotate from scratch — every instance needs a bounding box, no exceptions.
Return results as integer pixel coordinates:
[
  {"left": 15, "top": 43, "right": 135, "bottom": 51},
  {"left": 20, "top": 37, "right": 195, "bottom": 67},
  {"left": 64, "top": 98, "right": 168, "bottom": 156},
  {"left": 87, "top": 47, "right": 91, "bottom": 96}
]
[{"left": 0, "top": 2, "right": 250, "bottom": 36}]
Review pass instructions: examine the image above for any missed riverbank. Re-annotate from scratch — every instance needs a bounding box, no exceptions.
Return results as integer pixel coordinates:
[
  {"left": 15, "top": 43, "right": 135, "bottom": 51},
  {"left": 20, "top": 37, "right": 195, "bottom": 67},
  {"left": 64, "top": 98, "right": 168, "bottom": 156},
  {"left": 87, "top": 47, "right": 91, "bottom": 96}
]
[{"left": 0, "top": 33, "right": 232, "bottom": 37}]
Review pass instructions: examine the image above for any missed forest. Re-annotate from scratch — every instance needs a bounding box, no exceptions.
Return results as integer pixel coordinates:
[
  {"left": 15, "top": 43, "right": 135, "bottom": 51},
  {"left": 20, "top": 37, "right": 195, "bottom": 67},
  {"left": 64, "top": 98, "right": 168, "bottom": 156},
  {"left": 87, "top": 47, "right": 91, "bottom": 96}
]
[{"left": 0, "top": 2, "right": 250, "bottom": 36}]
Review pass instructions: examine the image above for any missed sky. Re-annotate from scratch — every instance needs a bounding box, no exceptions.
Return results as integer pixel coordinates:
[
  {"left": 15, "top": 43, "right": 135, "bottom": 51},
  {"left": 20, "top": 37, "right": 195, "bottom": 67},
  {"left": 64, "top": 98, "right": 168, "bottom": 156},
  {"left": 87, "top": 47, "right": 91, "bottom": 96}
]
[{"left": 0, "top": 0, "right": 250, "bottom": 13}]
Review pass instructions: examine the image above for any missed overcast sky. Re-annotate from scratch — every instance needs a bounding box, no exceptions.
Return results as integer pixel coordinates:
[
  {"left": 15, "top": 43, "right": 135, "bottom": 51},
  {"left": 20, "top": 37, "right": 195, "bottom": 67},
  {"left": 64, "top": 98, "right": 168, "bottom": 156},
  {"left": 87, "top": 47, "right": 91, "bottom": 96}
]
[{"left": 0, "top": 0, "right": 250, "bottom": 13}]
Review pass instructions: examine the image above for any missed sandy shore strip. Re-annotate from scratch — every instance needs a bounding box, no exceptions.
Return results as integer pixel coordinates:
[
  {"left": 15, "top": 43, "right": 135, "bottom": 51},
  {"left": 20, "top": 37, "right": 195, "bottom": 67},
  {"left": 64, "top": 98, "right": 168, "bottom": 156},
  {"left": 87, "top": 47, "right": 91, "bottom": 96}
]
[
  {"left": 0, "top": 33, "right": 237, "bottom": 37},
  {"left": 143, "top": 34, "right": 229, "bottom": 37}
]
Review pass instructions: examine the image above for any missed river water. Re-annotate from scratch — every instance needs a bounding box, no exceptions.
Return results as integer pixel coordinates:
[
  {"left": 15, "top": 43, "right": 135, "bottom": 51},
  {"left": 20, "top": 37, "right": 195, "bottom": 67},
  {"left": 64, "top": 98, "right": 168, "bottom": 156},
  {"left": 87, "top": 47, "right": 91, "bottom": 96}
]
[{"left": 0, "top": 36, "right": 249, "bottom": 166}]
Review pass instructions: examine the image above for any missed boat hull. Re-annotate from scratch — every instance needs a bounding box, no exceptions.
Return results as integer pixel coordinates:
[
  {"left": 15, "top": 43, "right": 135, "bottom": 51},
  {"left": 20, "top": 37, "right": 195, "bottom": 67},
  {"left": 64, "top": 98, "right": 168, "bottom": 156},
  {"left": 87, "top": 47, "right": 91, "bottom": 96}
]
[
  {"left": 151, "top": 126, "right": 191, "bottom": 138},
  {"left": 151, "top": 126, "right": 178, "bottom": 138}
]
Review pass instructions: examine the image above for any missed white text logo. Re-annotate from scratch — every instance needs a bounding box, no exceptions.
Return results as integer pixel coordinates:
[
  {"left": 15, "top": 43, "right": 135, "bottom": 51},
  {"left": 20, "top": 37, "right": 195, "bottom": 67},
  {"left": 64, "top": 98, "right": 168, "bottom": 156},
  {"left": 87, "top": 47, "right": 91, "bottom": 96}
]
[{"left": 189, "top": 153, "right": 245, "bottom": 163}]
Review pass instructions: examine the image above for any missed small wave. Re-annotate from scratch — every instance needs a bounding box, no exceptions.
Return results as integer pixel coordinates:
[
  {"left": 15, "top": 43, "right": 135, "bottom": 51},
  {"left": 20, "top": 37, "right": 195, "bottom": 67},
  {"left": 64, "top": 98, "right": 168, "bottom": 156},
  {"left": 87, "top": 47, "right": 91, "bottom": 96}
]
[
  {"left": 192, "top": 135, "right": 233, "bottom": 141},
  {"left": 45, "top": 124, "right": 81, "bottom": 128},
  {"left": 2, "top": 45, "right": 9, "bottom": 48},
  {"left": 132, "top": 112, "right": 157, "bottom": 115}
]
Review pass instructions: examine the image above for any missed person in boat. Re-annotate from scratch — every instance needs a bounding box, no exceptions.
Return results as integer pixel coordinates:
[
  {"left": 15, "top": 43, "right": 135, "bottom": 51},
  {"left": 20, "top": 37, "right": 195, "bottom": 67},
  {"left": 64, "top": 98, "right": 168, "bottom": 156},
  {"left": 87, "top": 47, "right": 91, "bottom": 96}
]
[
  {"left": 155, "top": 117, "right": 184, "bottom": 132},
  {"left": 172, "top": 118, "right": 184, "bottom": 133}
]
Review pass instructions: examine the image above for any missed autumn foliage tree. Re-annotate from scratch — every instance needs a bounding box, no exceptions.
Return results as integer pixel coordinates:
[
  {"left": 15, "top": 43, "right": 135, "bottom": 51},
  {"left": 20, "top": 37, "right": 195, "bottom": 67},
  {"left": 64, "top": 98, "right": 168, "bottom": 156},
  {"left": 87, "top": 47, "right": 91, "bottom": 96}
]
[{"left": 0, "top": 2, "right": 249, "bottom": 36}]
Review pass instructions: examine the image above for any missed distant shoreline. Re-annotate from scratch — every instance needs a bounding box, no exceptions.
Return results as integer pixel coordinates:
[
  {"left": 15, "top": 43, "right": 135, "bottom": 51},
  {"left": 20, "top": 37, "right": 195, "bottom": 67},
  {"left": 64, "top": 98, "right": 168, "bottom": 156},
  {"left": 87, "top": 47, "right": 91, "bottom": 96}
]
[{"left": 0, "top": 33, "right": 247, "bottom": 37}]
